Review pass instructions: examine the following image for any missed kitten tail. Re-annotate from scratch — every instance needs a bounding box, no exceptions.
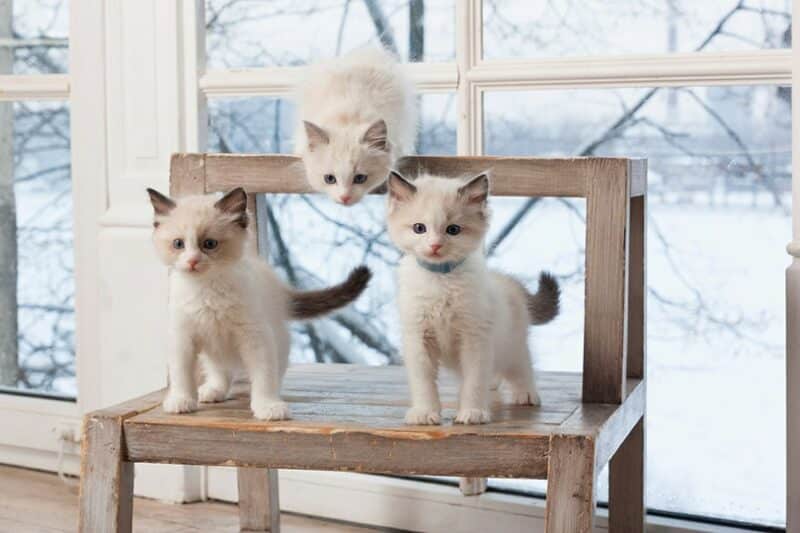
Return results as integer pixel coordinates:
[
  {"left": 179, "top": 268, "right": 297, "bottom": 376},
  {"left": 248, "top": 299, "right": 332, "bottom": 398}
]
[
  {"left": 528, "top": 272, "right": 561, "bottom": 325},
  {"left": 289, "top": 266, "right": 372, "bottom": 320}
]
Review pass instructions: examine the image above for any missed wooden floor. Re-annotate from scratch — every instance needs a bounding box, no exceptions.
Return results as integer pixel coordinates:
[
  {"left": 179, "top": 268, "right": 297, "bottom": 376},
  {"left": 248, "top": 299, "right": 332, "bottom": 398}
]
[{"left": 0, "top": 464, "right": 383, "bottom": 533}]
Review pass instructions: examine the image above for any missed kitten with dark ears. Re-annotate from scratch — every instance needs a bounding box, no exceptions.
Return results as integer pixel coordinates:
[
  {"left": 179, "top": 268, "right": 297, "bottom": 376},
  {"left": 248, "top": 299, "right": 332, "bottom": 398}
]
[
  {"left": 386, "top": 171, "right": 560, "bottom": 425},
  {"left": 147, "top": 187, "right": 371, "bottom": 420},
  {"left": 294, "top": 46, "right": 416, "bottom": 206}
]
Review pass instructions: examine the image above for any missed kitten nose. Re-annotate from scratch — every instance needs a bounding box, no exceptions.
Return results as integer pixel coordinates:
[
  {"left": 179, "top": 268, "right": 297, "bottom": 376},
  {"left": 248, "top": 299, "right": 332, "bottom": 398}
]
[
  {"left": 340, "top": 195, "right": 352, "bottom": 205},
  {"left": 188, "top": 258, "right": 200, "bottom": 270},
  {"left": 430, "top": 244, "right": 443, "bottom": 253}
]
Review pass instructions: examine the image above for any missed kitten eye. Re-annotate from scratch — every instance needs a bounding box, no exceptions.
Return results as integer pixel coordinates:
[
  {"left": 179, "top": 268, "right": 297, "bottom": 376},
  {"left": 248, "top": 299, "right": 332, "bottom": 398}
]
[
  {"left": 172, "top": 238, "right": 185, "bottom": 250},
  {"left": 353, "top": 173, "right": 368, "bottom": 184},
  {"left": 324, "top": 174, "right": 337, "bottom": 185},
  {"left": 202, "top": 239, "right": 218, "bottom": 250},
  {"left": 412, "top": 223, "right": 427, "bottom": 234},
  {"left": 446, "top": 224, "right": 462, "bottom": 236}
]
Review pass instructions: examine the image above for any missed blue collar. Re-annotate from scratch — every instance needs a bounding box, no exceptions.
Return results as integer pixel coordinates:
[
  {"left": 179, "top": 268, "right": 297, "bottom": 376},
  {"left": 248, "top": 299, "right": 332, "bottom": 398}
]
[{"left": 416, "top": 258, "right": 465, "bottom": 274}]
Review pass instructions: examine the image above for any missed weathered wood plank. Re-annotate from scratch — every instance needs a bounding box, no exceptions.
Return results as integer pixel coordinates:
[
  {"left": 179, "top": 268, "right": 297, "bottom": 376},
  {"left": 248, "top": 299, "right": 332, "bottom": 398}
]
[
  {"left": 544, "top": 435, "right": 596, "bottom": 533},
  {"left": 238, "top": 468, "right": 280, "bottom": 532},
  {"left": 124, "top": 422, "right": 550, "bottom": 479},
  {"left": 583, "top": 159, "right": 630, "bottom": 404},
  {"left": 78, "top": 414, "right": 134, "bottom": 533},
  {"left": 592, "top": 379, "right": 645, "bottom": 470},
  {"left": 170, "top": 153, "right": 206, "bottom": 197},
  {"left": 609, "top": 419, "right": 645, "bottom": 532},
  {"left": 627, "top": 193, "right": 646, "bottom": 379},
  {"left": 198, "top": 153, "right": 639, "bottom": 198}
]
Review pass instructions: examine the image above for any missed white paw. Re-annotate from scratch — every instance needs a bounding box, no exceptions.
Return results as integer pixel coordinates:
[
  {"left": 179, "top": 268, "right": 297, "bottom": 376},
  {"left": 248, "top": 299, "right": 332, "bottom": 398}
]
[
  {"left": 162, "top": 393, "right": 197, "bottom": 414},
  {"left": 198, "top": 383, "right": 227, "bottom": 403},
  {"left": 455, "top": 408, "right": 491, "bottom": 424},
  {"left": 404, "top": 407, "right": 442, "bottom": 425},
  {"left": 511, "top": 390, "right": 541, "bottom": 406},
  {"left": 251, "top": 400, "right": 291, "bottom": 421}
]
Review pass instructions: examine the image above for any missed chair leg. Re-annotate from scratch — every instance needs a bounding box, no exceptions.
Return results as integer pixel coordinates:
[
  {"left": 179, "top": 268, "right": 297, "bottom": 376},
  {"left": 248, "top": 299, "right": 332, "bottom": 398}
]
[
  {"left": 609, "top": 418, "right": 645, "bottom": 532},
  {"left": 78, "top": 414, "right": 134, "bottom": 533},
  {"left": 545, "top": 435, "right": 596, "bottom": 533},
  {"left": 238, "top": 467, "right": 280, "bottom": 532},
  {"left": 459, "top": 477, "right": 487, "bottom": 496}
]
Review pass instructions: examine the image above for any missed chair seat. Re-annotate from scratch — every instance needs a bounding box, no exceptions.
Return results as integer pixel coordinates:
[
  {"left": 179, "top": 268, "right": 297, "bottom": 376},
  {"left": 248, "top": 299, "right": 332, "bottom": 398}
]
[{"left": 121, "top": 364, "right": 644, "bottom": 479}]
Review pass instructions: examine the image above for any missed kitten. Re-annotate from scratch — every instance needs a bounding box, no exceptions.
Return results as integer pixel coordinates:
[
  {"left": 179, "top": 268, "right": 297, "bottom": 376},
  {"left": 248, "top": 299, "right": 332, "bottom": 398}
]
[
  {"left": 294, "top": 46, "right": 416, "bottom": 206},
  {"left": 386, "top": 171, "right": 560, "bottom": 425},
  {"left": 147, "top": 187, "right": 372, "bottom": 420}
]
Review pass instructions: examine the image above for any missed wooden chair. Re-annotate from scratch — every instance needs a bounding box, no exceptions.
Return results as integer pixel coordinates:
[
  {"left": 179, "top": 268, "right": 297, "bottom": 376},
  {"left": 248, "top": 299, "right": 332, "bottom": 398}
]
[{"left": 78, "top": 153, "right": 647, "bottom": 533}]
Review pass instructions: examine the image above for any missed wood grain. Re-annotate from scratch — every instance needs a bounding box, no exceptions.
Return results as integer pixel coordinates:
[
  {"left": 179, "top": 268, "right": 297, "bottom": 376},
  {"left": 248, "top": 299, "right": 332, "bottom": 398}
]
[
  {"left": 170, "top": 153, "right": 206, "bottom": 197},
  {"left": 609, "top": 419, "right": 645, "bottom": 532},
  {"left": 238, "top": 468, "right": 280, "bottom": 532},
  {"left": 544, "top": 435, "right": 596, "bottom": 533},
  {"left": 583, "top": 159, "right": 630, "bottom": 404},
  {"left": 627, "top": 193, "right": 646, "bottom": 379},
  {"left": 192, "top": 153, "right": 640, "bottom": 198}
]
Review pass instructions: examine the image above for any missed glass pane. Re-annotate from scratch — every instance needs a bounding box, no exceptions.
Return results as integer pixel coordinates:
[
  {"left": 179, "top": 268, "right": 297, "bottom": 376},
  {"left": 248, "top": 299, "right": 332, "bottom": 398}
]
[
  {"left": 8, "top": 0, "right": 69, "bottom": 74},
  {"left": 207, "top": 93, "right": 456, "bottom": 363},
  {"left": 484, "top": 86, "right": 788, "bottom": 527},
  {"left": 483, "top": 0, "right": 791, "bottom": 59},
  {"left": 0, "top": 101, "right": 74, "bottom": 398},
  {"left": 205, "top": 0, "right": 455, "bottom": 68}
]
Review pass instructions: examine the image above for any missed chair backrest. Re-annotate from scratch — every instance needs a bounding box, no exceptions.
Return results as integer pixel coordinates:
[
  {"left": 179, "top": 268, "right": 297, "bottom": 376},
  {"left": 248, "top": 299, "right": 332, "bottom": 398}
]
[{"left": 170, "top": 153, "right": 647, "bottom": 404}]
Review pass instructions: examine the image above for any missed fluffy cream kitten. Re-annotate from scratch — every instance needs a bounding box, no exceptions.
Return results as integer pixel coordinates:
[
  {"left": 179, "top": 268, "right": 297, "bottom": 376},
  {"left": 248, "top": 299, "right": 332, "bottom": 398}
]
[
  {"left": 386, "top": 171, "right": 560, "bottom": 425},
  {"left": 147, "top": 187, "right": 371, "bottom": 420},
  {"left": 294, "top": 46, "right": 416, "bottom": 206}
]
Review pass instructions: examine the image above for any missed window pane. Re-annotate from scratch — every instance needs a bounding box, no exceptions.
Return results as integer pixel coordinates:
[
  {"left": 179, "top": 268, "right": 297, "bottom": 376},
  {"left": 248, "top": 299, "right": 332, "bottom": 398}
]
[
  {"left": 0, "top": 101, "right": 74, "bottom": 398},
  {"left": 205, "top": 0, "right": 455, "bottom": 68},
  {"left": 207, "top": 93, "right": 456, "bottom": 363},
  {"left": 483, "top": 0, "right": 791, "bottom": 59},
  {"left": 7, "top": 0, "right": 69, "bottom": 74},
  {"left": 484, "top": 86, "right": 788, "bottom": 526}
]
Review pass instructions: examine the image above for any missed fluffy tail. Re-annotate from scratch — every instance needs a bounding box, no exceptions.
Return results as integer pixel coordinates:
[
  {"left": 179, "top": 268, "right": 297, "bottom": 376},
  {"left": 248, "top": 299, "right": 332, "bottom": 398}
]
[
  {"left": 289, "top": 266, "right": 372, "bottom": 320},
  {"left": 527, "top": 272, "right": 560, "bottom": 325}
]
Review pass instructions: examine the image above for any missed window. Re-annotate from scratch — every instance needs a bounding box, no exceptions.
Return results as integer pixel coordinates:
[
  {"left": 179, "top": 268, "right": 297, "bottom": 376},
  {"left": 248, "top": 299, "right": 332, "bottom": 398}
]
[
  {"left": 0, "top": 1, "right": 74, "bottom": 398},
  {"left": 198, "top": 1, "right": 789, "bottom": 529}
]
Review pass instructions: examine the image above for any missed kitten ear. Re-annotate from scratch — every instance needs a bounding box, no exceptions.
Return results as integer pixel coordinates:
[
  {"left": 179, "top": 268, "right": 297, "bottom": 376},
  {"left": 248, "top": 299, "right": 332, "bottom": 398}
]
[
  {"left": 303, "top": 121, "right": 329, "bottom": 151},
  {"left": 458, "top": 173, "right": 490, "bottom": 204},
  {"left": 215, "top": 187, "right": 249, "bottom": 228},
  {"left": 361, "top": 119, "right": 389, "bottom": 152},
  {"left": 146, "top": 188, "right": 176, "bottom": 216},
  {"left": 387, "top": 170, "right": 416, "bottom": 202}
]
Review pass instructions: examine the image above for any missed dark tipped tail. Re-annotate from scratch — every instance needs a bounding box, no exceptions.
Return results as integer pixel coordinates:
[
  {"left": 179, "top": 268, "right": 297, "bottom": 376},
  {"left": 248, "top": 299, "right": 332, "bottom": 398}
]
[
  {"left": 289, "top": 266, "right": 372, "bottom": 320},
  {"left": 528, "top": 272, "right": 560, "bottom": 325}
]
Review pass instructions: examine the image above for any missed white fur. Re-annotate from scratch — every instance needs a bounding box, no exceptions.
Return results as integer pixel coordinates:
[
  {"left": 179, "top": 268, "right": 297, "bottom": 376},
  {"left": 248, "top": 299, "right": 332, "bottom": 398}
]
[
  {"left": 387, "top": 174, "right": 541, "bottom": 425},
  {"left": 294, "top": 46, "right": 417, "bottom": 205}
]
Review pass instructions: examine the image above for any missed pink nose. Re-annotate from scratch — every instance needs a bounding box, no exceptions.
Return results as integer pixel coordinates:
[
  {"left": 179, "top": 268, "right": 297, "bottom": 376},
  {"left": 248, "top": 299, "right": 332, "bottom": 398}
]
[
  {"left": 340, "top": 195, "right": 352, "bottom": 205},
  {"left": 430, "top": 244, "right": 443, "bottom": 253},
  {"left": 188, "top": 259, "right": 200, "bottom": 270}
]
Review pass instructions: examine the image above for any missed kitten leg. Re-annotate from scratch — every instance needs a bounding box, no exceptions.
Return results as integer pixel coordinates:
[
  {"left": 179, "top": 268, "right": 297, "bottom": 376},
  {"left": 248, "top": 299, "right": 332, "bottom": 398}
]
[
  {"left": 505, "top": 356, "right": 541, "bottom": 406},
  {"left": 403, "top": 336, "right": 442, "bottom": 425},
  {"left": 163, "top": 327, "right": 198, "bottom": 414},
  {"left": 239, "top": 334, "right": 290, "bottom": 421},
  {"left": 198, "top": 354, "right": 231, "bottom": 403},
  {"left": 455, "top": 337, "right": 492, "bottom": 424}
]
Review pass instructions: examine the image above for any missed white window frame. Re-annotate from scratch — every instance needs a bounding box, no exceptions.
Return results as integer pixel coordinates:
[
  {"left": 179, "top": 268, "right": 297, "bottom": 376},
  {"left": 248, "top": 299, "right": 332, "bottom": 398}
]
[
  {"left": 194, "top": 1, "right": 797, "bottom": 531},
  {"left": 0, "top": 1, "right": 106, "bottom": 475}
]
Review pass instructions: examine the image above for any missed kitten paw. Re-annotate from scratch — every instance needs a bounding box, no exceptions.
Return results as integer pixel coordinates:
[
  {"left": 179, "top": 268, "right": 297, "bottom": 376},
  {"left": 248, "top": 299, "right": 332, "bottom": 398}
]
[
  {"left": 455, "top": 408, "right": 491, "bottom": 424},
  {"left": 511, "top": 390, "right": 541, "bottom": 406},
  {"left": 198, "top": 383, "right": 227, "bottom": 403},
  {"left": 162, "top": 394, "right": 197, "bottom": 414},
  {"left": 252, "top": 400, "right": 291, "bottom": 421},
  {"left": 404, "top": 407, "right": 442, "bottom": 425}
]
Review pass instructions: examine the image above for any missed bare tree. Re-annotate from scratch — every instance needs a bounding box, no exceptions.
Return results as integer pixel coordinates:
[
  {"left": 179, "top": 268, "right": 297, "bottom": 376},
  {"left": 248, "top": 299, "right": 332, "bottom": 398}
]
[{"left": 0, "top": 0, "right": 17, "bottom": 386}]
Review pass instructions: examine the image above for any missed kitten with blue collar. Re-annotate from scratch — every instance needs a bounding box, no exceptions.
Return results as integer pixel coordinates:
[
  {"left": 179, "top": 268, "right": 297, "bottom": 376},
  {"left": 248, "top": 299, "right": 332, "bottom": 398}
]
[{"left": 386, "top": 171, "right": 560, "bottom": 425}]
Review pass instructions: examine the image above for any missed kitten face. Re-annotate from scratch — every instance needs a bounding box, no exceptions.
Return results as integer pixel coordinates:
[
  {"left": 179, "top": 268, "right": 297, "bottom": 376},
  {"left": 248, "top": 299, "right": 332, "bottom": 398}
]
[
  {"left": 147, "top": 188, "right": 249, "bottom": 275},
  {"left": 301, "top": 119, "right": 391, "bottom": 206},
  {"left": 386, "top": 171, "right": 490, "bottom": 264}
]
